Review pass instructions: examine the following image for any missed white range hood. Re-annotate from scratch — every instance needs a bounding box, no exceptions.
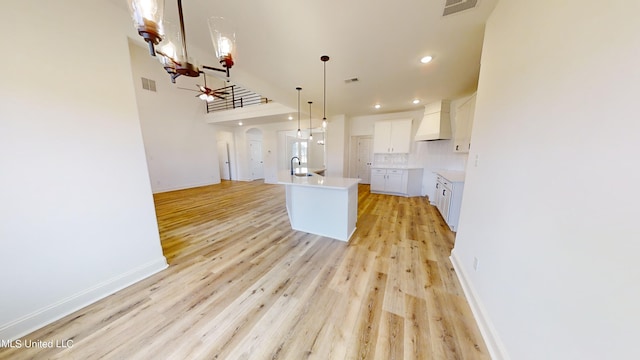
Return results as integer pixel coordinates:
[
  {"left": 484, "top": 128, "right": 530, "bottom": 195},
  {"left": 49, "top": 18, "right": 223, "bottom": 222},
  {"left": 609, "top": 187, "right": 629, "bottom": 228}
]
[{"left": 414, "top": 100, "right": 452, "bottom": 141}]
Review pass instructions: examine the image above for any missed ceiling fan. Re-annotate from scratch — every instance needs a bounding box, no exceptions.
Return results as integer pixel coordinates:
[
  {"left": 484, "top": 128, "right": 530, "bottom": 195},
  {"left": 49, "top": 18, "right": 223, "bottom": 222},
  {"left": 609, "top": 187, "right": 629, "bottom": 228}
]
[{"left": 178, "top": 72, "right": 228, "bottom": 102}]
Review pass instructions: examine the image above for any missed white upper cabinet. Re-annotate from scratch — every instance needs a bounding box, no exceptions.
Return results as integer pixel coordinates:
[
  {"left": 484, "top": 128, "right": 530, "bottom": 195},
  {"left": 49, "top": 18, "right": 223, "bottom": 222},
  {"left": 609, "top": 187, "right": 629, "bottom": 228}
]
[
  {"left": 453, "top": 93, "right": 476, "bottom": 153},
  {"left": 373, "top": 119, "right": 412, "bottom": 153}
]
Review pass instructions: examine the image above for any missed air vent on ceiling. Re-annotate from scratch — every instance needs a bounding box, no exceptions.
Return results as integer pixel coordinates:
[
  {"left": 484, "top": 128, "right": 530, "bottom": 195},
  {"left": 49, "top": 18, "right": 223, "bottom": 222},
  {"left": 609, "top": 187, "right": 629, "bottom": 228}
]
[
  {"left": 141, "top": 77, "right": 156, "bottom": 92},
  {"left": 443, "top": 0, "right": 478, "bottom": 16},
  {"left": 344, "top": 77, "right": 359, "bottom": 84}
]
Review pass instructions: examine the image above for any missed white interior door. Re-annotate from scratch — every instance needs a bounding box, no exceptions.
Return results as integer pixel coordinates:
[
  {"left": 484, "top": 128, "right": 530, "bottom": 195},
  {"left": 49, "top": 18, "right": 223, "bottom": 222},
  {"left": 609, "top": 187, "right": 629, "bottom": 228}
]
[
  {"left": 357, "top": 137, "right": 373, "bottom": 184},
  {"left": 217, "top": 142, "right": 231, "bottom": 180},
  {"left": 249, "top": 140, "right": 264, "bottom": 180}
]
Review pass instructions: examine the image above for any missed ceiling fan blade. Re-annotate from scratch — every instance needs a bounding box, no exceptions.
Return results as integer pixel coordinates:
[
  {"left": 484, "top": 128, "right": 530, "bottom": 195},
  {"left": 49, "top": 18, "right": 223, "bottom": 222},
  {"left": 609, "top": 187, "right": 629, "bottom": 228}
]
[{"left": 177, "top": 87, "right": 199, "bottom": 93}]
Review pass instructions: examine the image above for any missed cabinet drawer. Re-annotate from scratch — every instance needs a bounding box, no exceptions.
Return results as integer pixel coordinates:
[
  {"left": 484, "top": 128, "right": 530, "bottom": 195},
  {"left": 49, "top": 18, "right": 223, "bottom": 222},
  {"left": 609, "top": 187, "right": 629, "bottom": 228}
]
[
  {"left": 387, "top": 169, "right": 404, "bottom": 175},
  {"left": 436, "top": 175, "right": 451, "bottom": 188},
  {"left": 372, "top": 169, "right": 387, "bottom": 175}
]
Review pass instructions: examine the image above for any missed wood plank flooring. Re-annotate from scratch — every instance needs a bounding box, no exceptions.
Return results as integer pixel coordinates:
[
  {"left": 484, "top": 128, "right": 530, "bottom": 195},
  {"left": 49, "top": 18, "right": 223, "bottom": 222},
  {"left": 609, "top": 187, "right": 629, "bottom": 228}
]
[{"left": 0, "top": 180, "right": 489, "bottom": 360}]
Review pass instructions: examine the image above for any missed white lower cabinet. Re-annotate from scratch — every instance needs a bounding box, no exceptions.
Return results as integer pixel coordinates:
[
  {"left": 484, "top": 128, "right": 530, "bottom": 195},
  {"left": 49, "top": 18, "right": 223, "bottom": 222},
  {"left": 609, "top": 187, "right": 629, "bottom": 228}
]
[
  {"left": 370, "top": 170, "right": 387, "bottom": 192},
  {"left": 370, "top": 168, "right": 423, "bottom": 196},
  {"left": 384, "top": 170, "right": 404, "bottom": 193},
  {"left": 434, "top": 172, "right": 465, "bottom": 231}
]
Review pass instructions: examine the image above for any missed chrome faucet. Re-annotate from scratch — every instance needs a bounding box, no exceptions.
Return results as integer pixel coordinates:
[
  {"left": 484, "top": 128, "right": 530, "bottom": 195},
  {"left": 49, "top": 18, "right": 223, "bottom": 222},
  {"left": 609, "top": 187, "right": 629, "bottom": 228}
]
[{"left": 290, "top": 156, "right": 301, "bottom": 175}]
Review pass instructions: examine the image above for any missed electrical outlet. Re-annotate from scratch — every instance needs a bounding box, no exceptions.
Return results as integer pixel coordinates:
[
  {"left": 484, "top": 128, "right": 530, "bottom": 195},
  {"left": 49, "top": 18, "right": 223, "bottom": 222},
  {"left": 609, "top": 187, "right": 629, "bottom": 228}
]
[
  {"left": 474, "top": 154, "right": 479, "bottom": 167},
  {"left": 473, "top": 257, "right": 479, "bottom": 271}
]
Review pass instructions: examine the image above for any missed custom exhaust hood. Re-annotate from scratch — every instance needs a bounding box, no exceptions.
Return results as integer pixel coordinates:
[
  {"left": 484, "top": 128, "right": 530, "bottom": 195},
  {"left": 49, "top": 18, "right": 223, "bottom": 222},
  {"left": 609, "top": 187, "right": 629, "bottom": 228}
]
[{"left": 414, "top": 100, "right": 452, "bottom": 141}]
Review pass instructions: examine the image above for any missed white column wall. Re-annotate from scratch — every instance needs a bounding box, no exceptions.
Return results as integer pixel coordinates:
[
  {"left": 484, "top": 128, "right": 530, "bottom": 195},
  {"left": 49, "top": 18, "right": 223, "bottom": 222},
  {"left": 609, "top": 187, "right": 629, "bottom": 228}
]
[
  {"left": 452, "top": 1, "right": 640, "bottom": 359},
  {"left": 0, "top": 1, "right": 167, "bottom": 340},
  {"left": 129, "top": 42, "right": 222, "bottom": 193}
]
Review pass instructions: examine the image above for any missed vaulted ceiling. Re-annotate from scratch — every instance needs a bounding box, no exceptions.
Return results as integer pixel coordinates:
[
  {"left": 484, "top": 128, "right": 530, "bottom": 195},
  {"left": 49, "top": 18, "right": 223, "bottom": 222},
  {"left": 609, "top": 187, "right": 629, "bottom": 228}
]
[{"left": 122, "top": 0, "right": 498, "bottom": 122}]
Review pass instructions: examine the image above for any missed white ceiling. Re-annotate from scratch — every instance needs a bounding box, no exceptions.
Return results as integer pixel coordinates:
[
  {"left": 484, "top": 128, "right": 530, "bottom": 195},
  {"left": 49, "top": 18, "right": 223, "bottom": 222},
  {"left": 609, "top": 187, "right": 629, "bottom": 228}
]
[{"left": 125, "top": 0, "right": 498, "bottom": 124}]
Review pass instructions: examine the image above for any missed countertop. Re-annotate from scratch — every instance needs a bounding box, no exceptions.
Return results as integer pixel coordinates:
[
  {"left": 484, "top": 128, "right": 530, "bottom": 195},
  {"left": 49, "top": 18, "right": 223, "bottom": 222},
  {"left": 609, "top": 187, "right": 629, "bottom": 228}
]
[
  {"left": 436, "top": 170, "right": 465, "bottom": 182},
  {"left": 371, "top": 166, "right": 423, "bottom": 170},
  {"left": 277, "top": 171, "right": 360, "bottom": 190}
]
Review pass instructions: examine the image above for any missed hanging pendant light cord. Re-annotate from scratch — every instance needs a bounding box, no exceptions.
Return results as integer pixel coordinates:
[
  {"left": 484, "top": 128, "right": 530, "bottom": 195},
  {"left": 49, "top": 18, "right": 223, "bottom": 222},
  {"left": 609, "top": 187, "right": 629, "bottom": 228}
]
[
  {"left": 321, "top": 55, "right": 330, "bottom": 127},
  {"left": 323, "top": 60, "right": 326, "bottom": 120},
  {"left": 177, "top": 0, "right": 189, "bottom": 62},
  {"left": 308, "top": 101, "right": 313, "bottom": 140},
  {"left": 296, "top": 87, "right": 302, "bottom": 136}
]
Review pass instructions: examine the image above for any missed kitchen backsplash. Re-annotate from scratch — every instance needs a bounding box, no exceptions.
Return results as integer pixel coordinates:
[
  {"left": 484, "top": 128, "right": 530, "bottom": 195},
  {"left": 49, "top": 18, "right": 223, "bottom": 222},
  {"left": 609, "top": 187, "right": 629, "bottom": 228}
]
[{"left": 373, "top": 153, "right": 409, "bottom": 167}]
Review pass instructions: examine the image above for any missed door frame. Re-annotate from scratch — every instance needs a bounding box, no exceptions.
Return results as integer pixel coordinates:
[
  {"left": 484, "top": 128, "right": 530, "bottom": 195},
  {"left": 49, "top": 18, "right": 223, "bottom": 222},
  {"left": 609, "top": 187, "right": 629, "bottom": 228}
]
[{"left": 349, "top": 135, "right": 374, "bottom": 184}]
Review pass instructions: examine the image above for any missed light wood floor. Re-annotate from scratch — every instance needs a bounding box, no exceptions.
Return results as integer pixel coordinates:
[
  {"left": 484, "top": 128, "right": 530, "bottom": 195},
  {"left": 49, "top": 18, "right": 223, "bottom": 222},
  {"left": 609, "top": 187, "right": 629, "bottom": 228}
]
[{"left": 1, "top": 180, "right": 489, "bottom": 360}]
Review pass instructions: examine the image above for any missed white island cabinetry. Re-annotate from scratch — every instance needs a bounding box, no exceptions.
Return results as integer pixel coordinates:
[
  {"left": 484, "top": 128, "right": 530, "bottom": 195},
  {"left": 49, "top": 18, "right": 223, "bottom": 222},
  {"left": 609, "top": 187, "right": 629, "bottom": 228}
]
[{"left": 278, "top": 172, "right": 360, "bottom": 242}]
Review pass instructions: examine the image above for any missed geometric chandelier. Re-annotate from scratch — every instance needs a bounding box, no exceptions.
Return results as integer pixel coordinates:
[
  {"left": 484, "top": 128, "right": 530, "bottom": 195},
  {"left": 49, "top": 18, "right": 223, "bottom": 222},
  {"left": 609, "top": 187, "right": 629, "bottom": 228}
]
[{"left": 128, "top": 0, "right": 236, "bottom": 83}]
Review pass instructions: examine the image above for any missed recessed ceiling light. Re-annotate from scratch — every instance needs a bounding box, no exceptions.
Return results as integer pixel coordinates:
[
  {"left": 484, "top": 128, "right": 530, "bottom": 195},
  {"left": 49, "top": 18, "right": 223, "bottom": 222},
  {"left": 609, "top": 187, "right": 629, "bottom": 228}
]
[
  {"left": 412, "top": 99, "right": 421, "bottom": 104},
  {"left": 374, "top": 104, "right": 381, "bottom": 109},
  {"left": 420, "top": 56, "right": 433, "bottom": 64},
  {"left": 238, "top": 121, "right": 243, "bottom": 126},
  {"left": 288, "top": 115, "right": 293, "bottom": 120}
]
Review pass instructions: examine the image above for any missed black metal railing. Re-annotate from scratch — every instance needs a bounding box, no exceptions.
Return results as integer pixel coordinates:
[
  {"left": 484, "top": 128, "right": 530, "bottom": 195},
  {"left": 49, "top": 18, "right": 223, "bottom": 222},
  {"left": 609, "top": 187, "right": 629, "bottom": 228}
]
[{"left": 206, "top": 85, "right": 270, "bottom": 113}]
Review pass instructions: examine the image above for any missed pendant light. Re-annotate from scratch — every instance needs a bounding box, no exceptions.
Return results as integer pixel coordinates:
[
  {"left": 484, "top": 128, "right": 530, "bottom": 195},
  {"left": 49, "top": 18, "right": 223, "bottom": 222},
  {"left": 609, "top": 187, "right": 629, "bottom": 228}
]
[
  {"left": 321, "top": 55, "right": 330, "bottom": 128},
  {"left": 128, "top": 0, "right": 236, "bottom": 83},
  {"left": 308, "top": 101, "right": 313, "bottom": 141},
  {"left": 296, "top": 87, "right": 302, "bottom": 137}
]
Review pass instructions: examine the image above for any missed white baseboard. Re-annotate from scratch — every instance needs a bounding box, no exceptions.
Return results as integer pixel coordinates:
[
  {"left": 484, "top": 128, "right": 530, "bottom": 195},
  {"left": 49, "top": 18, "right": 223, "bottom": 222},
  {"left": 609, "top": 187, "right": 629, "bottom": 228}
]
[
  {"left": 450, "top": 250, "right": 509, "bottom": 360},
  {"left": 152, "top": 180, "right": 220, "bottom": 194},
  {"left": 0, "top": 257, "right": 168, "bottom": 341}
]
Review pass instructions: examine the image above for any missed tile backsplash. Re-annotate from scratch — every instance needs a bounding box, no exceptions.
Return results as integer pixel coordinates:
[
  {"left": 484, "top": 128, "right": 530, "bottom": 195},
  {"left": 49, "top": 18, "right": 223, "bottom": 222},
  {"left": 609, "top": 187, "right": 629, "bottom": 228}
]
[{"left": 373, "top": 153, "right": 409, "bottom": 167}]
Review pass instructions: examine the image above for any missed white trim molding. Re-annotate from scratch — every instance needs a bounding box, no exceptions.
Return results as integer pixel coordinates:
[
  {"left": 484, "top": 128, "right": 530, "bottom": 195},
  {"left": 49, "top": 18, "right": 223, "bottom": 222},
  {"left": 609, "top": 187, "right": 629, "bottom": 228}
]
[
  {"left": 450, "top": 249, "right": 509, "bottom": 360},
  {"left": 0, "top": 257, "right": 168, "bottom": 341}
]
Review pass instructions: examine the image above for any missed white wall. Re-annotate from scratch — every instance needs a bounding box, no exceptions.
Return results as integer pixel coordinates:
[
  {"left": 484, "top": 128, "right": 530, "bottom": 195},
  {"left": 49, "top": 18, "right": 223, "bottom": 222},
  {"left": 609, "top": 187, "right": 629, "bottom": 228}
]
[
  {"left": 451, "top": 1, "right": 640, "bottom": 359},
  {"left": 216, "top": 130, "right": 237, "bottom": 180},
  {"left": 326, "top": 115, "right": 348, "bottom": 177},
  {"left": 129, "top": 42, "right": 222, "bottom": 193},
  {"left": 0, "top": 0, "right": 167, "bottom": 340},
  {"left": 233, "top": 122, "right": 290, "bottom": 183}
]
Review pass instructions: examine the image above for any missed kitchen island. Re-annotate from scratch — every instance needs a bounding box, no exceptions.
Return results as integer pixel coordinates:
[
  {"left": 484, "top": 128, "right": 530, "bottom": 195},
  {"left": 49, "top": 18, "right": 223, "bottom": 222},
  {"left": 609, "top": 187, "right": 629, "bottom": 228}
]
[{"left": 277, "top": 171, "right": 360, "bottom": 242}]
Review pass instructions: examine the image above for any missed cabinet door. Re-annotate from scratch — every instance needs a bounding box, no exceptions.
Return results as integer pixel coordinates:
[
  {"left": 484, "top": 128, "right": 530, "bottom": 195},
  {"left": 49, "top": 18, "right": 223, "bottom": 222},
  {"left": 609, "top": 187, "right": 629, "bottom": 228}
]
[
  {"left": 434, "top": 180, "right": 443, "bottom": 208},
  {"left": 441, "top": 186, "right": 452, "bottom": 222},
  {"left": 464, "top": 95, "right": 476, "bottom": 151},
  {"left": 370, "top": 170, "right": 386, "bottom": 192},
  {"left": 373, "top": 121, "right": 392, "bottom": 153},
  {"left": 453, "top": 94, "right": 475, "bottom": 153},
  {"left": 385, "top": 170, "right": 405, "bottom": 193},
  {"left": 389, "top": 119, "right": 412, "bottom": 153}
]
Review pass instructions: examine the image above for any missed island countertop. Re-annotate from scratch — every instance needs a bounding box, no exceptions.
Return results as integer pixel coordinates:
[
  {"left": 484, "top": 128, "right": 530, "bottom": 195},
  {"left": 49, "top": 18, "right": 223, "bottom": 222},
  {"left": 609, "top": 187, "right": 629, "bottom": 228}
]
[
  {"left": 277, "top": 171, "right": 359, "bottom": 241},
  {"left": 277, "top": 172, "right": 360, "bottom": 190}
]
